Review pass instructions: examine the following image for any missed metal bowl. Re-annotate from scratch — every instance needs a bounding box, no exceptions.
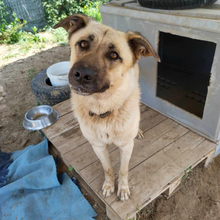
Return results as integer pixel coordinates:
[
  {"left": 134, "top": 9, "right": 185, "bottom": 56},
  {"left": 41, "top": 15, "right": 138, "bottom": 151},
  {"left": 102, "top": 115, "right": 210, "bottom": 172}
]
[{"left": 23, "top": 105, "right": 59, "bottom": 131}]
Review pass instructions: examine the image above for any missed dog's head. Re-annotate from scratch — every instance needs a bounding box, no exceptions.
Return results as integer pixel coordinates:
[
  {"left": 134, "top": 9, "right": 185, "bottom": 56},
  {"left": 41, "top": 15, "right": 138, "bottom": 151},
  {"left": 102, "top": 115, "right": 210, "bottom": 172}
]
[{"left": 54, "top": 14, "right": 160, "bottom": 96}]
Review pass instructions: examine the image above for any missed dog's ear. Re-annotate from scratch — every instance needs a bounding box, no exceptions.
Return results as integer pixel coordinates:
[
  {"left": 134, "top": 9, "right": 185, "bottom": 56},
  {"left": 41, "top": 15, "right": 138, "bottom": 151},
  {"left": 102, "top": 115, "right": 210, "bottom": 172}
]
[
  {"left": 126, "top": 31, "right": 160, "bottom": 62},
  {"left": 53, "top": 14, "right": 89, "bottom": 36}
]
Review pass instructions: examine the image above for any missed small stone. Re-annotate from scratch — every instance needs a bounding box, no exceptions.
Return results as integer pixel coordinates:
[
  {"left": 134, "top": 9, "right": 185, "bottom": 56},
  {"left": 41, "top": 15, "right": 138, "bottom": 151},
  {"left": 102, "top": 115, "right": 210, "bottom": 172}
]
[
  {"left": 0, "top": 97, "right": 3, "bottom": 101},
  {"left": 0, "top": 86, "right": 3, "bottom": 93},
  {"left": 20, "top": 139, "right": 29, "bottom": 148},
  {"left": 17, "top": 60, "right": 23, "bottom": 63},
  {"left": 0, "top": 104, "right": 6, "bottom": 110},
  {"left": 4, "top": 138, "right": 15, "bottom": 144}
]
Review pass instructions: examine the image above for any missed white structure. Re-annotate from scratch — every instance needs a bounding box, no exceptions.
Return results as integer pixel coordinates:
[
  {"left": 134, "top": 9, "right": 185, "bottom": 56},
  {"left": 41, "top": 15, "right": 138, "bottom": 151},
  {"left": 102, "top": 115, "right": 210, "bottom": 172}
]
[{"left": 100, "top": 1, "right": 220, "bottom": 143}]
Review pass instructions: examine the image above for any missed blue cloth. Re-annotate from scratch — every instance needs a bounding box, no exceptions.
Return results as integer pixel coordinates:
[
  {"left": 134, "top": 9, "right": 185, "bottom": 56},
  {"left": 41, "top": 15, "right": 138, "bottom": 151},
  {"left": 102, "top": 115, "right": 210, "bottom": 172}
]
[{"left": 0, "top": 139, "right": 96, "bottom": 220}]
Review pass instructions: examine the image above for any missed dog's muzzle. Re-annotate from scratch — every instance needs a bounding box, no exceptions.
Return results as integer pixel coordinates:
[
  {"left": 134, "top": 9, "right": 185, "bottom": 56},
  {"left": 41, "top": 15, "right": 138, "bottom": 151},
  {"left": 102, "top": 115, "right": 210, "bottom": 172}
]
[
  {"left": 68, "top": 64, "right": 109, "bottom": 95},
  {"left": 69, "top": 65, "right": 95, "bottom": 85}
]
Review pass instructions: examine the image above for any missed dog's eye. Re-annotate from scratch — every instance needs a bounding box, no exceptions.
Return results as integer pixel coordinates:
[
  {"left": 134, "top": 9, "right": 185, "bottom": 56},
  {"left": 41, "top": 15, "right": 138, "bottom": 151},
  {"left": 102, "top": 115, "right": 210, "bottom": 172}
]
[
  {"left": 110, "top": 52, "right": 118, "bottom": 59},
  {"left": 80, "top": 40, "right": 88, "bottom": 48}
]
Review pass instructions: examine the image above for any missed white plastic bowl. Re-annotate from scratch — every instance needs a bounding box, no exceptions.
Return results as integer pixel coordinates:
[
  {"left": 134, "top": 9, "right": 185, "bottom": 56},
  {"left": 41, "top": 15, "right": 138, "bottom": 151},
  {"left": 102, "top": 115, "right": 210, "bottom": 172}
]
[{"left": 47, "top": 61, "right": 70, "bottom": 86}]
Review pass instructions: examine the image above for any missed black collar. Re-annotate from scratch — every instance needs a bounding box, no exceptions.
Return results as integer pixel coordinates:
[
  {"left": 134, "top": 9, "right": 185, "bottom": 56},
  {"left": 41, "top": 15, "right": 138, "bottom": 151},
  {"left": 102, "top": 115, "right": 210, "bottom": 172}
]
[{"left": 89, "top": 111, "right": 111, "bottom": 118}]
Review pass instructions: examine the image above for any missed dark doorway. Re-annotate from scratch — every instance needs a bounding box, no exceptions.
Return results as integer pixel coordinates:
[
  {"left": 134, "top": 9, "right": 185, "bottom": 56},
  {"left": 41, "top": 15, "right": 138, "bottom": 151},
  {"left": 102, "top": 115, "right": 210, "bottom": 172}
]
[{"left": 157, "top": 32, "right": 216, "bottom": 118}]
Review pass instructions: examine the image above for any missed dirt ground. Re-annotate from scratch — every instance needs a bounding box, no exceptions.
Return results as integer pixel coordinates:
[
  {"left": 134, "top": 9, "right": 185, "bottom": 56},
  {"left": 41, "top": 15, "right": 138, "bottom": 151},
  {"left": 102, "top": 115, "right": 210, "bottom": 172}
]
[{"left": 0, "top": 44, "right": 220, "bottom": 220}]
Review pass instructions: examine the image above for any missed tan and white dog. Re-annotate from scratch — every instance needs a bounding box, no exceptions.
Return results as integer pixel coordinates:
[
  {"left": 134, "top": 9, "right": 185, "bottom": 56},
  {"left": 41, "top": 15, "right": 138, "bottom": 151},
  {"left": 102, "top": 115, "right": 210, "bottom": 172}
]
[{"left": 54, "top": 14, "right": 160, "bottom": 201}]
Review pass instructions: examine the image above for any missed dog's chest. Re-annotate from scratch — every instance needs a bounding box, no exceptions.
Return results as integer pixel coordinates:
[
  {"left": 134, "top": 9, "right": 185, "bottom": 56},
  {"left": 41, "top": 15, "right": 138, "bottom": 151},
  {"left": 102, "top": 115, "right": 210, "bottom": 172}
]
[
  {"left": 80, "top": 117, "right": 120, "bottom": 144},
  {"left": 93, "top": 127, "right": 114, "bottom": 144},
  {"left": 78, "top": 112, "right": 134, "bottom": 145}
]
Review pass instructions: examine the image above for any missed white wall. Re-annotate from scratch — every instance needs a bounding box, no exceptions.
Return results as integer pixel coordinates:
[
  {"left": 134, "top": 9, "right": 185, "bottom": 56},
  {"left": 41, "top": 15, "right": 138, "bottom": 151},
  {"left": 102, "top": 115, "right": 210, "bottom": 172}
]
[{"left": 215, "top": 0, "right": 220, "bottom": 4}]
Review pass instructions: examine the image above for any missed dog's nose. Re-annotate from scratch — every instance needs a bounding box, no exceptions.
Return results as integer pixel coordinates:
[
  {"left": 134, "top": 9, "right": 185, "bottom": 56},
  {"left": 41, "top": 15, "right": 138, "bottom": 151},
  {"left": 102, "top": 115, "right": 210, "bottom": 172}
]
[{"left": 73, "top": 66, "right": 95, "bottom": 84}]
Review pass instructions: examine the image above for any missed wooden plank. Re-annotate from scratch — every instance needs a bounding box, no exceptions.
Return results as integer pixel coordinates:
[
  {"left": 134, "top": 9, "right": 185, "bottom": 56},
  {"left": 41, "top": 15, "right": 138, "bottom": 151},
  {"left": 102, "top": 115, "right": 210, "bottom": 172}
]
[
  {"left": 50, "top": 126, "right": 88, "bottom": 154},
  {"left": 204, "top": 150, "right": 215, "bottom": 167},
  {"left": 133, "top": 125, "right": 184, "bottom": 159},
  {"left": 80, "top": 147, "right": 120, "bottom": 183},
  {"left": 64, "top": 141, "right": 92, "bottom": 163},
  {"left": 76, "top": 172, "right": 107, "bottom": 213},
  {"left": 68, "top": 144, "right": 118, "bottom": 172},
  {"left": 140, "top": 103, "right": 150, "bottom": 113},
  {"left": 175, "top": 140, "right": 216, "bottom": 168},
  {"left": 139, "top": 108, "right": 158, "bottom": 123},
  {"left": 42, "top": 111, "right": 77, "bottom": 139},
  {"left": 106, "top": 206, "right": 121, "bottom": 220},
  {"left": 140, "top": 114, "right": 166, "bottom": 133},
  {"left": 166, "top": 174, "right": 184, "bottom": 197},
  {"left": 52, "top": 99, "right": 72, "bottom": 117},
  {"left": 110, "top": 139, "right": 215, "bottom": 219}
]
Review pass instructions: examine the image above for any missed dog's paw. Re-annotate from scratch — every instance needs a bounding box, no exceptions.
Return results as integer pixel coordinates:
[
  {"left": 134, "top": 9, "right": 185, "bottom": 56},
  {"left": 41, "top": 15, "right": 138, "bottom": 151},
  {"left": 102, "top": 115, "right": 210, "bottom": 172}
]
[
  {"left": 102, "top": 179, "right": 115, "bottom": 198},
  {"left": 136, "top": 128, "right": 144, "bottom": 140},
  {"left": 117, "top": 181, "right": 130, "bottom": 201}
]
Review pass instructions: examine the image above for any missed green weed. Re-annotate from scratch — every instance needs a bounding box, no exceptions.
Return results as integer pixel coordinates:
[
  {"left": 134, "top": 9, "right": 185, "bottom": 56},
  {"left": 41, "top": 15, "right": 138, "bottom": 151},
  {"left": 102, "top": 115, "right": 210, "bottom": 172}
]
[
  {"left": 182, "top": 166, "right": 192, "bottom": 181},
  {"left": 0, "top": 0, "right": 108, "bottom": 55},
  {"left": 51, "top": 28, "right": 68, "bottom": 44},
  {"left": 28, "top": 130, "right": 36, "bottom": 134},
  {"left": 35, "top": 101, "right": 39, "bottom": 106},
  {"left": 68, "top": 166, "right": 75, "bottom": 172},
  {"left": 3, "top": 52, "right": 18, "bottom": 60},
  {"left": 41, "top": 0, "right": 106, "bottom": 28},
  {"left": 126, "top": 205, "right": 143, "bottom": 220},
  {"left": 83, "top": 2, "right": 103, "bottom": 22},
  {"left": 136, "top": 205, "right": 143, "bottom": 220},
  {"left": 0, "top": 13, "right": 24, "bottom": 44},
  {"left": 28, "top": 68, "right": 36, "bottom": 80}
]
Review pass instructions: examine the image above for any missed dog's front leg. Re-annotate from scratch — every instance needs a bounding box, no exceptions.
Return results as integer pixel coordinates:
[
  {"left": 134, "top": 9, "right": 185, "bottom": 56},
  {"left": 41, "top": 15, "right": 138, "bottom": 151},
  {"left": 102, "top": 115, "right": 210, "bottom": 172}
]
[
  {"left": 117, "top": 140, "right": 134, "bottom": 201},
  {"left": 92, "top": 144, "right": 115, "bottom": 197}
]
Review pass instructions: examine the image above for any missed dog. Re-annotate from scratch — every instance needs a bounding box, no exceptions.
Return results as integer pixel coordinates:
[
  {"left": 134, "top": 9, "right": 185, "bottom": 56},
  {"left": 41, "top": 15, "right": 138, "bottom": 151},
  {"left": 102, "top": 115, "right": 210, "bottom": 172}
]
[{"left": 54, "top": 14, "right": 160, "bottom": 201}]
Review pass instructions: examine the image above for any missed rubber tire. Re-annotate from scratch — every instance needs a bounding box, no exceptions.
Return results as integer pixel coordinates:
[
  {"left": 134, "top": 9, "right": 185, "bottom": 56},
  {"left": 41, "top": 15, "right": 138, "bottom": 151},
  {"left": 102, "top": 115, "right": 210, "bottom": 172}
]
[
  {"left": 137, "top": 0, "right": 217, "bottom": 10},
  {"left": 31, "top": 69, "right": 70, "bottom": 106}
]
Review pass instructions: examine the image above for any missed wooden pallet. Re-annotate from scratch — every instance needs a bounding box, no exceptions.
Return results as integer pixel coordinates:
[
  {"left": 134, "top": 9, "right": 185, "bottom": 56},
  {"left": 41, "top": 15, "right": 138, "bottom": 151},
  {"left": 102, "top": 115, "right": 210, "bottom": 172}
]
[{"left": 42, "top": 99, "right": 216, "bottom": 220}]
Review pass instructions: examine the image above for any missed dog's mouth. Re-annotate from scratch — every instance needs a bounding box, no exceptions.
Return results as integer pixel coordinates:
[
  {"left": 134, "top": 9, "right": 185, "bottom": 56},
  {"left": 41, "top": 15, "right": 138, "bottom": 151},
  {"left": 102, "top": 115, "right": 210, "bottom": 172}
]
[
  {"left": 72, "top": 84, "right": 110, "bottom": 96},
  {"left": 72, "top": 86, "right": 92, "bottom": 96}
]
